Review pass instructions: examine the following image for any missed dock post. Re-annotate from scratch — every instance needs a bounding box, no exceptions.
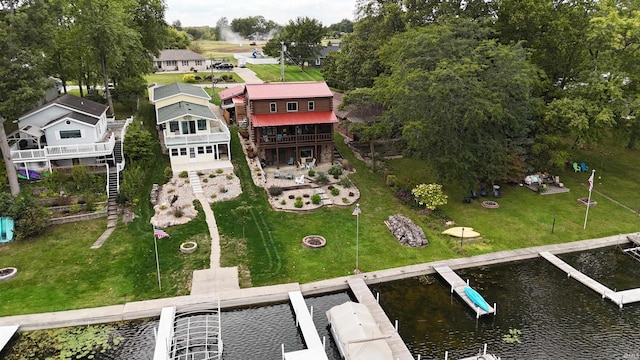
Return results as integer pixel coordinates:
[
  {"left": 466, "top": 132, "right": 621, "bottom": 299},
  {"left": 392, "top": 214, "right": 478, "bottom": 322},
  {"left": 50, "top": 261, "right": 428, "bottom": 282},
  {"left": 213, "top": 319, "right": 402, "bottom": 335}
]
[
  {"left": 466, "top": 279, "right": 470, "bottom": 285},
  {"left": 323, "top": 336, "right": 326, "bottom": 349},
  {"left": 483, "top": 343, "right": 487, "bottom": 355},
  {"left": 281, "top": 344, "right": 285, "bottom": 359},
  {"left": 310, "top": 305, "right": 314, "bottom": 318},
  {"left": 619, "top": 296, "right": 623, "bottom": 309},
  {"left": 567, "top": 272, "right": 571, "bottom": 279},
  {"left": 476, "top": 307, "right": 480, "bottom": 319},
  {"left": 377, "top": 292, "right": 380, "bottom": 303},
  {"left": 493, "top": 303, "right": 497, "bottom": 315},
  {"left": 395, "top": 319, "right": 399, "bottom": 331},
  {"left": 450, "top": 286, "right": 453, "bottom": 294},
  {"left": 444, "top": 350, "right": 448, "bottom": 360}
]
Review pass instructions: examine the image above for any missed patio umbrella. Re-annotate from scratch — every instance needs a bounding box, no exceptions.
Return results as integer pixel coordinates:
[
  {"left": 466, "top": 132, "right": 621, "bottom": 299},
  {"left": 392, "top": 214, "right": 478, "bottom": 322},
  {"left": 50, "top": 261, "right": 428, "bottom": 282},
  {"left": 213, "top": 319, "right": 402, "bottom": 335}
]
[{"left": 442, "top": 227, "right": 480, "bottom": 238}]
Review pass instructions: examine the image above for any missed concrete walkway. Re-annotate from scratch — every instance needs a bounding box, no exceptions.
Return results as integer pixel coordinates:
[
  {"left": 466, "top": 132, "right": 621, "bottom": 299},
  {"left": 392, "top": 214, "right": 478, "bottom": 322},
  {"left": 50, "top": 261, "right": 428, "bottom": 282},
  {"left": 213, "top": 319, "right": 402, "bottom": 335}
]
[
  {"left": 233, "top": 67, "right": 264, "bottom": 84},
  {"left": 1, "top": 232, "right": 636, "bottom": 331}
]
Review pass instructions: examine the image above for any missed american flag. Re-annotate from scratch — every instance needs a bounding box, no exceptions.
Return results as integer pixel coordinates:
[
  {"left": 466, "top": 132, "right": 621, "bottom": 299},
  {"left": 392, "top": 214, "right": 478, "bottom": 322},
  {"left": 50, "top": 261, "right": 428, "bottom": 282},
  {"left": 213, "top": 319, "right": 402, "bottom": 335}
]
[
  {"left": 588, "top": 171, "right": 594, "bottom": 192},
  {"left": 154, "top": 227, "right": 170, "bottom": 239},
  {"left": 352, "top": 206, "right": 361, "bottom": 216}
]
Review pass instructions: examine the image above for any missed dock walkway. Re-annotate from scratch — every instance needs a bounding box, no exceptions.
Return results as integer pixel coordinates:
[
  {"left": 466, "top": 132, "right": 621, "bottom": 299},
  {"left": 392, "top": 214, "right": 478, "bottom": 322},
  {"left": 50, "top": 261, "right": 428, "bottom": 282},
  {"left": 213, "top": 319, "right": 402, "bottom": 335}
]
[
  {"left": 434, "top": 266, "right": 495, "bottom": 317},
  {"left": 540, "top": 251, "right": 640, "bottom": 307},
  {"left": 347, "top": 278, "right": 414, "bottom": 360},
  {"left": 283, "top": 291, "right": 327, "bottom": 360},
  {"left": 0, "top": 325, "right": 19, "bottom": 353}
]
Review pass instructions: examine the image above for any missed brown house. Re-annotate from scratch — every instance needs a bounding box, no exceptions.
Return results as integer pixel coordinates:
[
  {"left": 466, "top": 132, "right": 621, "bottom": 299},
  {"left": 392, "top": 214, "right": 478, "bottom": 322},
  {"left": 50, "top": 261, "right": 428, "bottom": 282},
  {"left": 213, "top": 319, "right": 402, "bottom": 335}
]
[{"left": 240, "top": 82, "right": 338, "bottom": 167}]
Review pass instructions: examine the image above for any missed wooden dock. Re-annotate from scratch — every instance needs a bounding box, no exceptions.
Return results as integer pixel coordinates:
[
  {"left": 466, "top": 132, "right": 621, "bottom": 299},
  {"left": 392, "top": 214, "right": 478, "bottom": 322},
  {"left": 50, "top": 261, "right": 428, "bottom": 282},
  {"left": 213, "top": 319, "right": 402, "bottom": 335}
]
[
  {"left": 0, "top": 325, "right": 19, "bottom": 353},
  {"left": 540, "top": 251, "right": 640, "bottom": 307},
  {"left": 283, "top": 291, "right": 328, "bottom": 360},
  {"left": 153, "top": 307, "right": 175, "bottom": 360},
  {"left": 433, "top": 266, "right": 495, "bottom": 317},
  {"left": 347, "top": 278, "right": 414, "bottom": 360}
]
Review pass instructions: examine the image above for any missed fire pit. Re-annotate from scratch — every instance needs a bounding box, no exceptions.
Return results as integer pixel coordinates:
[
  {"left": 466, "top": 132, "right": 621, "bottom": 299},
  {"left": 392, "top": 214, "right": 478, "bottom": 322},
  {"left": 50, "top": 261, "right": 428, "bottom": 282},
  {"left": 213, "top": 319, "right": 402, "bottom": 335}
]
[
  {"left": 482, "top": 201, "right": 500, "bottom": 209},
  {"left": 0, "top": 267, "right": 17, "bottom": 282},
  {"left": 302, "top": 235, "right": 326, "bottom": 249}
]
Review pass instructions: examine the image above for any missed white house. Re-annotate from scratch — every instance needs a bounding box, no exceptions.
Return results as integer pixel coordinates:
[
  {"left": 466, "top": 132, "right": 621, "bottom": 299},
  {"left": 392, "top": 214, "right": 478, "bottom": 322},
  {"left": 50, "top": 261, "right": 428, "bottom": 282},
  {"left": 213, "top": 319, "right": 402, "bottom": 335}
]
[
  {"left": 153, "top": 49, "right": 207, "bottom": 73},
  {"left": 8, "top": 94, "right": 131, "bottom": 184},
  {"left": 150, "top": 82, "right": 231, "bottom": 172}
]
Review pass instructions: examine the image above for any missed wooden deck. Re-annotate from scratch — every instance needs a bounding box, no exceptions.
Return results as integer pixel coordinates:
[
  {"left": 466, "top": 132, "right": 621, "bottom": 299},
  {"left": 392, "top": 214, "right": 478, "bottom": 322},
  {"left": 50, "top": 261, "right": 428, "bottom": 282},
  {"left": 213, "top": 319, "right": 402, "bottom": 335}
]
[
  {"left": 0, "top": 325, "right": 19, "bottom": 354},
  {"left": 347, "top": 277, "right": 414, "bottom": 360},
  {"left": 540, "top": 251, "right": 640, "bottom": 307},
  {"left": 433, "top": 266, "right": 496, "bottom": 317},
  {"left": 283, "top": 291, "right": 328, "bottom": 360}
]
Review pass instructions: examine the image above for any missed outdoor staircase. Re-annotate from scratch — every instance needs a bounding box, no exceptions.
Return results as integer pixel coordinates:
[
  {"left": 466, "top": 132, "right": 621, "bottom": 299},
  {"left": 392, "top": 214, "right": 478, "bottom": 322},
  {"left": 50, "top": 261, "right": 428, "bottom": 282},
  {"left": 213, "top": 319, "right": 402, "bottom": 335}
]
[
  {"left": 113, "top": 140, "right": 123, "bottom": 165},
  {"left": 189, "top": 171, "right": 203, "bottom": 194},
  {"left": 333, "top": 145, "right": 343, "bottom": 165},
  {"left": 315, "top": 188, "right": 332, "bottom": 205},
  {"left": 107, "top": 168, "right": 118, "bottom": 228}
]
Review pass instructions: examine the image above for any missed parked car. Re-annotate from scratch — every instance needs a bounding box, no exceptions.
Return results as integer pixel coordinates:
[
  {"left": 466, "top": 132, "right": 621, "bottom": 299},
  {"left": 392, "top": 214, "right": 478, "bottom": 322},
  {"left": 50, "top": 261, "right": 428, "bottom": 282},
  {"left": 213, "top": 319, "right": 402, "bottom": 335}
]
[{"left": 216, "top": 63, "right": 234, "bottom": 70}]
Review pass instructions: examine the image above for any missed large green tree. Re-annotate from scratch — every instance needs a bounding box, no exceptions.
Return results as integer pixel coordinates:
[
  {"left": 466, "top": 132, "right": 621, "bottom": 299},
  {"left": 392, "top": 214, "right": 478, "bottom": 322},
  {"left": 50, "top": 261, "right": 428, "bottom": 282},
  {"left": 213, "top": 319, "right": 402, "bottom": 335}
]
[
  {"left": 263, "top": 17, "right": 325, "bottom": 70},
  {"left": 378, "top": 20, "right": 539, "bottom": 186}
]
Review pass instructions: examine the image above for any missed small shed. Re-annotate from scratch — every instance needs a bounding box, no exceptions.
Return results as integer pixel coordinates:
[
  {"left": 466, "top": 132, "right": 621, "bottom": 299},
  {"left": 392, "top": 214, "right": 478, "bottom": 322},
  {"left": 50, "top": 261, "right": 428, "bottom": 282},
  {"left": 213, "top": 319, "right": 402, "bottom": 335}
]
[{"left": 326, "top": 301, "right": 393, "bottom": 360}]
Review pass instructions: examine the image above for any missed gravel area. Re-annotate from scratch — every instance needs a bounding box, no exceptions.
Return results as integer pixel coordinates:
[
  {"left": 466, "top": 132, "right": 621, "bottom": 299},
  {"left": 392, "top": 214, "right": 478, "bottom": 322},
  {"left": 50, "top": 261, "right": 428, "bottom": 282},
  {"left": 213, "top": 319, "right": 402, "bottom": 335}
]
[{"left": 150, "top": 170, "right": 241, "bottom": 228}]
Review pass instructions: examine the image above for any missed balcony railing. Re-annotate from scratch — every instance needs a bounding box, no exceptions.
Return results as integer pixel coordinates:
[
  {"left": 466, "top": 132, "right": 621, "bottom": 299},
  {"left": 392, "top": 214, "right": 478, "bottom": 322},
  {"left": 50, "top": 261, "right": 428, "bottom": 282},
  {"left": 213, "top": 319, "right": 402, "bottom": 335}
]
[
  {"left": 164, "top": 123, "right": 231, "bottom": 147},
  {"left": 10, "top": 134, "right": 116, "bottom": 161},
  {"left": 258, "top": 133, "right": 333, "bottom": 146}
]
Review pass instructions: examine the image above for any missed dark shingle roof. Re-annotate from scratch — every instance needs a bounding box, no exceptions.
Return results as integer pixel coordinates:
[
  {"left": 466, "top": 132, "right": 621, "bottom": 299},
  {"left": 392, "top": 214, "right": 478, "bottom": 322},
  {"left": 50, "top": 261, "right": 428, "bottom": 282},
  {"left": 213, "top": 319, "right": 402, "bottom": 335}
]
[
  {"left": 156, "top": 102, "right": 216, "bottom": 124},
  {"left": 153, "top": 82, "right": 210, "bottom": 102},
  {"left": 20, "top": 94, "right": 108, "bottom": 120}
]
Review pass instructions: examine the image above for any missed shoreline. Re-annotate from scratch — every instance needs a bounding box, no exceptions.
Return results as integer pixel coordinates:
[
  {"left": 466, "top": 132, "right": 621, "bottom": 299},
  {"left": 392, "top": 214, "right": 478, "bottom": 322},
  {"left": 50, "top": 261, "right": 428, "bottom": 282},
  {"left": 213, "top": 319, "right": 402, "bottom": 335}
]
[{"left": 0, "top": 231, "right": 634, "bottom": 331}]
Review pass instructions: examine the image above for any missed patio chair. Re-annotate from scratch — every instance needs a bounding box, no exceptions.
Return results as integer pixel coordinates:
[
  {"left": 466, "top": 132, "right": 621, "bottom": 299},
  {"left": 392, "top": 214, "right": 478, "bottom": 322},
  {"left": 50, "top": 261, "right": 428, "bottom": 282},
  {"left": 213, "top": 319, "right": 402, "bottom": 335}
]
[
  {"left": 285, "top": 172, "right": 294, "bottom": 180},
  {"left": 297, "top": 161, "right": 306, "bottom": 170},
  {"left": 306, "top": 158, "right": 316, "bottom": 170},
  {"left": 470, "top": 190, "right": 478, "bottom": 200},
  {"left": 274, "top": 170, "right": 281, "bottom": 179},
  {"left": 288, "top": 157, "right": 294, "bottom": 166},
  {"left": 295, "top": 175, "right": 304, "bottom": 184},
  {"left": 277, "top": 134, "right": 283, "bottom": 142},
  {"left": 580, "top": 162, "right": 588, "bottom": 172},
  {"left": 573, "top": 162, "right": 580, "bottom": 172}
]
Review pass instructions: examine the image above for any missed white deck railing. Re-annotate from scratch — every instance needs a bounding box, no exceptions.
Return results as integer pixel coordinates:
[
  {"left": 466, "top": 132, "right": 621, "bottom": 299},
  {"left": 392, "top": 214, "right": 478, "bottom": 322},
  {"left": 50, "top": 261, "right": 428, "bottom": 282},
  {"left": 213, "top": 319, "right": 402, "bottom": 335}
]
[
  {"left": 164, "top": 122, "right": 231, "bottom": 147},
  {"left": 10, "top": 134, "right": 116, "bottom": 161}
]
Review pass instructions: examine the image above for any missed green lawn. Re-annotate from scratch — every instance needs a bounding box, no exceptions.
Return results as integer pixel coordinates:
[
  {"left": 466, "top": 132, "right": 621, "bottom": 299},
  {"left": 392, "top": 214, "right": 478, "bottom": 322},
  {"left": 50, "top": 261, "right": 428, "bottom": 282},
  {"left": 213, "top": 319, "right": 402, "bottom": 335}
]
[
  {"left": 145, "top": 72, "right": 244, "bottom": 86},
  {"left": 246, "top": 64, "right": 324, "bottom": 82}
]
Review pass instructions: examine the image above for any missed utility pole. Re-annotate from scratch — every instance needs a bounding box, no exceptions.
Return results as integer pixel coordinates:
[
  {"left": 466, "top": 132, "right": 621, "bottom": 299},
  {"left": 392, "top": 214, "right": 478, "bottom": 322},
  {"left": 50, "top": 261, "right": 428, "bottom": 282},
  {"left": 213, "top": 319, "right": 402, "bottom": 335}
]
[
  {"left": 280, "top": 41, "right": 285, "bottom": 82},
  {"left": 210, "top": 54, "right": 215, "bottom": 89}
]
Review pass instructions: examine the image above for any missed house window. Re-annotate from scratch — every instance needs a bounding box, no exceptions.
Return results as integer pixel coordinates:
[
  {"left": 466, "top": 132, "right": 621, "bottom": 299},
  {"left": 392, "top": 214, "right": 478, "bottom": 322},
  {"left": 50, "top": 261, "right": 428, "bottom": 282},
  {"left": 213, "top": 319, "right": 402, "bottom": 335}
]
[
  {"left": 287, "top": 102, "right": 298, "bottom": 112},
  {"left": 197, "top": 119, "right": 207, "bottom": 131},
  {"left": 308, "top": 101, "right": 315, "bottom": 111},
  {"left": 182, "top": 60, "right": 189, "bottom": 66},
  {"left": 180, "top": 148, "right": 187, "bottom": 156},
  {"left": 300, "top": 148, "right": 313, "bottom": 158},
  {"left": 197, "top": 146, "right": 205, "bottom": 154},
  {"left": 169, "top": 121, "right": 179, "bottom": 133},
  {"left": 315, "top": 58, "right": 321, "bottom": 66},
  {"left": 171, "top": 149, "right": 179, "bottom": 156},
  {"left": 270, "top": 102, "right": 277, "bottom": 113},
  {"left": 205, "top": 146, "right": 213, "bottom": 154},
  {"left": 60, "top": 130, "right": 81, "bottom": 139},
  {"left": 195, "top": 60, "right": 203, "bottom": 66},
  {"left": 166, "top": 60, "right": 177, "bottom": 66}
]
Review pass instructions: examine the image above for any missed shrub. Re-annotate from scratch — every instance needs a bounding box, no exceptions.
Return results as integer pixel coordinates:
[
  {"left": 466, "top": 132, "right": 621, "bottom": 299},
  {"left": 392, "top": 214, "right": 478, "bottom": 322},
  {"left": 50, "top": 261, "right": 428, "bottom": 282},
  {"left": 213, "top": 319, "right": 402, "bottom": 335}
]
[
  {"left": 226, "top": 174, "right": 233, "bottom": 180},
  {"left": 164, "top": 167, "right": 173, "bottom": 180},
  {"left": 338, "top": 176, "right": 353, "bottom": 188},
  {"left": 178, "top": 171, "right": 188, "bottom": 178},
  {"left": 69, "top": 204, "right": 82, "bottom": 213},
  {"left": 294, "top": 198, "right": 303, "bottom": 208},
  {"left": 172, "top": 207, "right": 184, "bottom": 217},
  {"left": 328, "top": 166, "right": 343, "bottom": 176},
  {"left": 308, "top": 169, "right": 315, "bottom": 177},
  {"left": 411, "top": 183, "right": 448, "bottom": 210},
  {"left": 210, "top": 194, "right": 217, "bottom": 199},
  {"left": 342, "top": 198, "right": 349, "bottom": 203},
  {"left": 331, "top": 187, "right": 340, "bottom": 196},
  {"left": 386, "top": 174, "right": 397, "bottom": 187},
  {"left": 311, "top": 194, "right": 322, "bottom": 204},
  {"left": 209, "top": 173, "right": 216, "bottom": 178},
  {"left": 197, "top": 171, "right": 204, "bottom": 176},
  {"left": 315, "top": 172, "right": 330, "bottom": 185},
  {"left": 289, "top": 194, "right": 295, "bottom": 199},
  {"left": 268, "top": 186, "right": 283, "bottom": 196},
  {"left": 182, "top": 73, "right": 196, "bottom": 83},
  {"left": 159, "top": 204, "right": 168, "bottom": 210},
  {"left": 216, "top": 169, "right": 224, "bottom": 174},
  {"left": 56, "top": 195, "right": 72, "bottom": 206},
  {"left": 202, "top": 178, "right": 208, "bottom": 183},
  {"left": 84, "top": 194, "right": 96, "bottom": 212},
  {"left": 341, "top": 159, "right": 351, "bottom": 170},
  {"left": 167, "top": 188, "right": 175, "bottom": 194},
  {"left": 280, "top": 200, "right": 286, "bottom": 205}
]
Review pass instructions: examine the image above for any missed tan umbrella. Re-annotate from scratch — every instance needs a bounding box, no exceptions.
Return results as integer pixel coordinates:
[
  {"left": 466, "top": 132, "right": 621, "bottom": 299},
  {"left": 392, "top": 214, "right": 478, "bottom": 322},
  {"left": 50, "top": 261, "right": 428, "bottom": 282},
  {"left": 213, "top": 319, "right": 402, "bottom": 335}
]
[{"left": 442, "top": 227, "right": 480, "bottom": 238}]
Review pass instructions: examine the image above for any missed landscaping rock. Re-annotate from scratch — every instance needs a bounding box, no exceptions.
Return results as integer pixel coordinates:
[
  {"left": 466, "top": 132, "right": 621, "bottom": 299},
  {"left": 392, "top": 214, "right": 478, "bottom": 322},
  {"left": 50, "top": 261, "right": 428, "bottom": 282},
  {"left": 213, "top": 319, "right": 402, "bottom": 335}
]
[{"left": 384, "top": 214, "right": 429, "bottom": 247}]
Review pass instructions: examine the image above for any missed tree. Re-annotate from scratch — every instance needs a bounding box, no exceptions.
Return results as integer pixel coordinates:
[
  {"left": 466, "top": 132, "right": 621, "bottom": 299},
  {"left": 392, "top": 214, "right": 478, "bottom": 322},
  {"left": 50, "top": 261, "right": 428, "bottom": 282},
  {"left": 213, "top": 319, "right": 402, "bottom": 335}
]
[
  {"left": 0, "top": 0, "right": 56, "bottom": 196},
  {"left": 231, "top": 202, "right": 252, "bottom": 238},
  {"left": 378, "top": 20, "right": 538, "bottom": 186},
  {"left": 339, "top": 88, "right": 391, "bottom": 171},
  {"left": 263, "top": 17, "right": 325, "bottom": 70},
  {"left": 0, "top": 193, "right": 50, "bottom": 240},
  {"left": 215, "top": 17, "right": 229, "bottom": 40},
  {"left": 124, "top": 120, "right": 154, "bottom": 162}
]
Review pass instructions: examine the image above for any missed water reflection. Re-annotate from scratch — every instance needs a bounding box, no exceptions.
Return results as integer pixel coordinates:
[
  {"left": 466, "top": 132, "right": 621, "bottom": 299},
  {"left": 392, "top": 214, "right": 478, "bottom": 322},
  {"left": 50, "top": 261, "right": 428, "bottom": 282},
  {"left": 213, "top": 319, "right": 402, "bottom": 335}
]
[{"left": 5, "top": 247, "right": 640, "bottom": 359}]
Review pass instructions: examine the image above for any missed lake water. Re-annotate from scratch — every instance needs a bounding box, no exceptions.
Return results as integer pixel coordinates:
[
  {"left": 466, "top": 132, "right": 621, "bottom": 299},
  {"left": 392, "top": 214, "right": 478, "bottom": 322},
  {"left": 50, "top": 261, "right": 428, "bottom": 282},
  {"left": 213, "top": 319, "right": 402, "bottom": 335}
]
[{"left": 4, "top": 246, "right": 640, "bottom": 359}]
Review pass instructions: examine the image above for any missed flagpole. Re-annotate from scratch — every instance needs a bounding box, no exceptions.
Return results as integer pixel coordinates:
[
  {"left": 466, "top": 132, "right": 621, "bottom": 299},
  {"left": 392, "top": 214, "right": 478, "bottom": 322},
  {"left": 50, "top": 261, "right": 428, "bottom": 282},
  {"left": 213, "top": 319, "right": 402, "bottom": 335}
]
[
  {"left": 153, "top": 226, "right": 162, "bottom": 291},
  {"left": 583, "top": 169, "right": 595, "bottom": 230},
  {"left": 355, "top": 203, "right": 360, "bottom": 273}
]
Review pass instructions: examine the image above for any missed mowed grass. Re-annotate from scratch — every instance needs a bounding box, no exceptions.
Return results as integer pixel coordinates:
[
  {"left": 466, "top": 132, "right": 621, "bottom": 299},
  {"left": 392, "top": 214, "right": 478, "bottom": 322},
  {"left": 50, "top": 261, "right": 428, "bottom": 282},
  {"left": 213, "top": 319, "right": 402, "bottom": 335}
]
[
  {"left": 145, "top": 72, "right": 244, "bottom": 86},
  {"left": 194, "top": 40, "right": 256, "bottom": 61},
  {"left": 247, "top": 64, "right": 324, "bottom": 82}
]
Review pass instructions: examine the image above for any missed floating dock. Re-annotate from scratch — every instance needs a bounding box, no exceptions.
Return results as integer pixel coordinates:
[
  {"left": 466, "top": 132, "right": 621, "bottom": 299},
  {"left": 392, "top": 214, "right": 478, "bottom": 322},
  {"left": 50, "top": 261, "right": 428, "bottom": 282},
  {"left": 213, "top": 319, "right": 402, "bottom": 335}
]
[
  {"left": 347, "top": 277, "right": 414, "bottom": 360},
  {"left": 282, "top": 291, "right": 328, "bottom": 360},
  {"left": 0, "top": 325, "right": 19, "bottom": 353},
  {"left": 540, "top": 251, "right": 640, "bottom": 307},
  {"left": 434, "top": 266, "right": 495, "bottom": 317}
]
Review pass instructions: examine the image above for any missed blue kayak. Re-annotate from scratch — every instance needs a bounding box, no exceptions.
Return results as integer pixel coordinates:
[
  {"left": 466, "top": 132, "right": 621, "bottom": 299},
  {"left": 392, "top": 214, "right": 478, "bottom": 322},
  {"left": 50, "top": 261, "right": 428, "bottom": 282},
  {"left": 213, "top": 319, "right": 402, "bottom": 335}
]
[{"left": 464, "top": 286, "right": 490, "bottom": 312}]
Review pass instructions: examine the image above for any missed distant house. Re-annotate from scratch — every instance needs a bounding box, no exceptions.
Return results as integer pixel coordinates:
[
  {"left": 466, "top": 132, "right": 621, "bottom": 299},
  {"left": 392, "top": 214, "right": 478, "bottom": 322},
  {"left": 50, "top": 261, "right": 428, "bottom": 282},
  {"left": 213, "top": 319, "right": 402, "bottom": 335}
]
[
  {"left": 239, "top": 82, "right": 338, "bottom": 167},
  {"left": 153, "top": 49, "right": 207, "bottom": 72},
  {"left": 218, "top": 85, "right": 246, "bottom": 125},
  {"left": 149, "top": 82, "right": 231, "bottom": 172},
  {"left": 8, "top": 94, "right": 131, "bottom": 188},
  {"left": 312, "top": 45, "right": 340, "bottom": 67}
]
